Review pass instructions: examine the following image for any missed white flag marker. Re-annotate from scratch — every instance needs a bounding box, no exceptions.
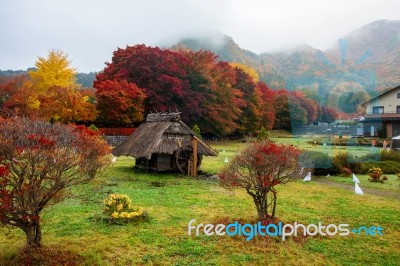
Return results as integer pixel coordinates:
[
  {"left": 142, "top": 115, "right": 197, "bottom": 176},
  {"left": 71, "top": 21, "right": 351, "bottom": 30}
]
[
  {"left": 355, "top": 183, "right": 364, "bottom": 195},
  {"left": 352, "top": 173, "right": 360, "bottom": 183},
  {"left": 224, "top": 157, "right": 229, "bottom": 163},
  {"left": 112, "top": 156, "right": 117, "bottom": 163},
  {"left": 303, "top": 172, "right": 312, "bottom": 182}
]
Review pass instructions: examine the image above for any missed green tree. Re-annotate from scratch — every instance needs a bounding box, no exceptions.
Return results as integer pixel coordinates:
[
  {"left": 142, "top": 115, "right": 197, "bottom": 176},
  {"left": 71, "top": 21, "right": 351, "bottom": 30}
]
[
  {"left": 257, "top": 126, "right": 268, "bottom": 140},
  {"left": 192, "top": 124, "right": 202, "bottom": 139},
  {"left": 338, "top": 91, "right": 369, "bottom": 114}
]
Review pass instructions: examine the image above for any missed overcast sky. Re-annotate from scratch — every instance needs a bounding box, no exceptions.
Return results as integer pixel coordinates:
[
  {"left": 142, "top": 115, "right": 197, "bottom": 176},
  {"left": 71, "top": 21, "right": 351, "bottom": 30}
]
[{"left": 1, "top": 0, "right": 399, "bottom": 72}]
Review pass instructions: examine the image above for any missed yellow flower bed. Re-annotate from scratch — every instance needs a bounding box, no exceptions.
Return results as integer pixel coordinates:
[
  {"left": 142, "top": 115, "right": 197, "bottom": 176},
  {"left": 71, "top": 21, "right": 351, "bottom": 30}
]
[{"left": 103, "top": 194, "right": 145, "bottom": 222}]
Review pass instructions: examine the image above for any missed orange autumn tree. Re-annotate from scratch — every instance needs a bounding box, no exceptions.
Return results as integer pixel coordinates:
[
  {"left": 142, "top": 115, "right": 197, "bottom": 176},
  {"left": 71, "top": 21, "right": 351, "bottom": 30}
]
[
  {"left": 220, "top": 142, "right": 302, "bottom": 220},
  {"left": 1, "top": 76, "right": 40, "bottom": 118},
  {"left": 0, "top": 117, "right": 111, "bottom": 247},
  {"left": 37, "top": 86, "right": 98, "bottom": 123}
]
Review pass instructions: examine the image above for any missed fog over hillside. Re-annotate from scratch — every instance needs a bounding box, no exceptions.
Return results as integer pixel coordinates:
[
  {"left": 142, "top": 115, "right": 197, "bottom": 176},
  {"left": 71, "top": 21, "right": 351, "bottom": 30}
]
[{"left": 172, "top": 20, "right": 400, "bottom": 103}]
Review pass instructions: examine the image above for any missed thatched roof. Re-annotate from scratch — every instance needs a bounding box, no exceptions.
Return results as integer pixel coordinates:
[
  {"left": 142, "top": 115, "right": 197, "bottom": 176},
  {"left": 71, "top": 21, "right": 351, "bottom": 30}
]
[{"left": 112, "top": 113, "right": 218, "bottom": 159}]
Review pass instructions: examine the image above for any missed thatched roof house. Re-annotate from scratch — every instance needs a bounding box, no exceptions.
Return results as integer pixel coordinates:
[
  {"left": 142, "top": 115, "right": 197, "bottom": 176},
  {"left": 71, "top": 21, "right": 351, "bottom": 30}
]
[{"left": 113, "top": 112, "right": 218, "bottom": 173}]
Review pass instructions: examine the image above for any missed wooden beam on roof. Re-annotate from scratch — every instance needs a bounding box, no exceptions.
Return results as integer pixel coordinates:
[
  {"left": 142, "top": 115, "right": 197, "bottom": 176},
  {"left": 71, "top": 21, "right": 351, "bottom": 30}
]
[{"left": 191, "top": 136, "right": 198, "bottom": 177}]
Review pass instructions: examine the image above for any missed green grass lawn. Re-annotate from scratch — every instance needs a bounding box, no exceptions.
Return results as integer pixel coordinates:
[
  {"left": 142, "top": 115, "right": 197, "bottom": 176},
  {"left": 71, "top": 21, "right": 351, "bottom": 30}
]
[
  {"left": 324, "top": 174, "right": 400, "bottom": 191},
  {"left": 271, "top": 137, "right": 375, "bottom": 158},
  {"left": 1, "top": 139, "right": 399, "bottom": 265}
]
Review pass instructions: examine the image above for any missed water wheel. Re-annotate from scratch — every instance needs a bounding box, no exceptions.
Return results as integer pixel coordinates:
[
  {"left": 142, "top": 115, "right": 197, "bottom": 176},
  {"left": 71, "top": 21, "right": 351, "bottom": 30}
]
[{"left": 175, "top": 145, "right": 202, "bottom": 174}]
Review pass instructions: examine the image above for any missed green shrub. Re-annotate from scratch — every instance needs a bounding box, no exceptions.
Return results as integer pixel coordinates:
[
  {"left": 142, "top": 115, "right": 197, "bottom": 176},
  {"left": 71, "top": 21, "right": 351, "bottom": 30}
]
[
  {"left": 89, "top": 124, "right": 99, "bottom": 131},
  {"left": 360, "top": 150, "right": 400, "bottom": 163},
  {"left": 300, "top": 151, "right": 334, "bottom": 176},
  {"left": 381, "top": 150, "right": 400, "bottom": 161},
  {"left": 332, "top": 152, "right": 362, "bottom": 175},
  {"left": 360, "top": 152, "right": 381, "bottom": 162},
  {"left": 360, "top": 161, "right": 400, "bottom": 174},
  {"left": 257, "top": 126, "right": 269, "bottom": 140}
]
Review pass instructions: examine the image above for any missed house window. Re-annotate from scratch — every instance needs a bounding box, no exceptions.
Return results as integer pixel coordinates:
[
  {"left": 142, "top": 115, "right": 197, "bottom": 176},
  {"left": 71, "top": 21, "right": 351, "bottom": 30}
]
[
  {"left": 370, "top": 126, "right": 375, "bottom": 137},
  {"left": 397, "top": 106, "right": 400, "bottom": 114},
  {"left": 398, "top": 93, "right": 400, "bottom": 99},
  {"left": 372, "top": 106, "right": 384, "bottom": 114}
]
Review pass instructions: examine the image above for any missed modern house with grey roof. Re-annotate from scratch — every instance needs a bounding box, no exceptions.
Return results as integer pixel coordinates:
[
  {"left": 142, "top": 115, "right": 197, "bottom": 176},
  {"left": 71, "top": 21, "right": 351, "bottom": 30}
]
[{"left": 361, "top": 85, "right": 400, "bottom": 138}]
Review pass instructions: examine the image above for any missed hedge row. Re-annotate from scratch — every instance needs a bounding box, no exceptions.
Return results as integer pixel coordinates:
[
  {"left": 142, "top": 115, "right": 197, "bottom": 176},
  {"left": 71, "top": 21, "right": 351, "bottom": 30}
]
[
  {"left": 302, "top": 150, "right": 400, "bottom": 176},
  {"left": 308, "top": 138, "right": 387, "bottom": 147}
]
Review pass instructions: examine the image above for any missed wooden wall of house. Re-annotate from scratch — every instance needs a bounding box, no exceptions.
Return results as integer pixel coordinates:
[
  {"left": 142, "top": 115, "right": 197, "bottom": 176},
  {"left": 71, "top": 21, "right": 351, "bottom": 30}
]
[
  {"left": 135, "top": 153, "right": 176, "bottom": 171},
  {"left": 155, "top": 153, "right": 175, "bottom": 171}
]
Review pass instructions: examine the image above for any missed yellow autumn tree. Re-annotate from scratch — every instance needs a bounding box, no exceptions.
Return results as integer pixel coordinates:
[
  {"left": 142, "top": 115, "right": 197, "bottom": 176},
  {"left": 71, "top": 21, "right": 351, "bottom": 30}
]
[
  {"left": 230, "top": 62, "right": 260, "bottom": 82},
  {"left": 29, "top": 50, "right": 76, "bottom": 92}
]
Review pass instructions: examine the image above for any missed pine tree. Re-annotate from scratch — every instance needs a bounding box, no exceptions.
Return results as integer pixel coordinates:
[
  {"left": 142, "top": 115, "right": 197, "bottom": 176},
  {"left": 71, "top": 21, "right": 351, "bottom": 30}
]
[
  {"left": 257, "top": 126, "right": 268, "bottom": 140},
  {"left": 192, "top": 124, "right": 202, "bottom": 139}
]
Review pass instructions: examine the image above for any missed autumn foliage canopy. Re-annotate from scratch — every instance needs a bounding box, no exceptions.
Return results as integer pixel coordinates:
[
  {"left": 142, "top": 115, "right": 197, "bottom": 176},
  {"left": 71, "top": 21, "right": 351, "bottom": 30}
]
[
  {"left": 0, "top": 47, "right": 338, "bottom": 136},
  {"left": 94, "top": 45, "right": 278, "bottom": 135}
]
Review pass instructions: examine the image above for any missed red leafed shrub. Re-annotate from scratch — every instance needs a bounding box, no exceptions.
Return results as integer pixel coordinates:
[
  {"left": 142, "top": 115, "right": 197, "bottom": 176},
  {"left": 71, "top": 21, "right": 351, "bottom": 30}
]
[
  {"left": 342, "top": 167, "right": 353, "bottom": 176},
  {"left": 220, "top": 141, "right": 302, "bottom": 220},
  {"left": 0, "top": 117, "right": 111, "bottom": 247},
  {"left": 98, "top": 127, "right": 136, "bottom": 136}
]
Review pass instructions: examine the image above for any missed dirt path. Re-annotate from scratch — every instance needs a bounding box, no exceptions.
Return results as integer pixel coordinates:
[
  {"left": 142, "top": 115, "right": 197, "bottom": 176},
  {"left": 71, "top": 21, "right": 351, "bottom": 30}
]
[{"left": 315, "top": 178, "right": 400, "bottom": 200}]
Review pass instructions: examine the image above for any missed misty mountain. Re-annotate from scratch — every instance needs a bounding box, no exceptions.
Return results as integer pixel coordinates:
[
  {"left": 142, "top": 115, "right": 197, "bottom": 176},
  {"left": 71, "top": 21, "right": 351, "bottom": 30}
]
[
  {"left": 171, "top": 34, "right": 259, "bottom": 66},
  {"left": 172, "top": 20, "right": 400, "bottom": 104}
]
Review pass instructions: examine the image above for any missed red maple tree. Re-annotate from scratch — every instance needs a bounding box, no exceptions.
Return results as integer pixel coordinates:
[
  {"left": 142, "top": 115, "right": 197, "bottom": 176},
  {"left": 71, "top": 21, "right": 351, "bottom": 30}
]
[
  {"left": 0, "top": 117, "right": 111, "bottom": 247},
  {"left": 220, "top": 141, "right": 302, "bottom": 219},
  {"left": 95, "top": 79, "right": 146, "bottom": 125}
]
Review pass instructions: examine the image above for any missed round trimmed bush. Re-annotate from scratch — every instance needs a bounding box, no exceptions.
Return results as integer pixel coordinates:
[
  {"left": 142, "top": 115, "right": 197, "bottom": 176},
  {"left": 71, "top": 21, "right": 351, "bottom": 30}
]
[
  {"left": 300, "top": 151, "right": 334, "bottom": 176},
  {"left": 332, "top": 152, "right": 362, "bottom": 175}
]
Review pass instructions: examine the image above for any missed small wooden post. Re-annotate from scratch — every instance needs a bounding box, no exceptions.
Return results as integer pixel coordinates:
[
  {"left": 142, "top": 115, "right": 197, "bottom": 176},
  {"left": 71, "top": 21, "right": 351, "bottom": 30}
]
[
  {"left": 188, "top": 159, "right": 192, "bottom": 176},
  {"left": 191, "top": 136, "right": 198, "bottom": 176}
]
